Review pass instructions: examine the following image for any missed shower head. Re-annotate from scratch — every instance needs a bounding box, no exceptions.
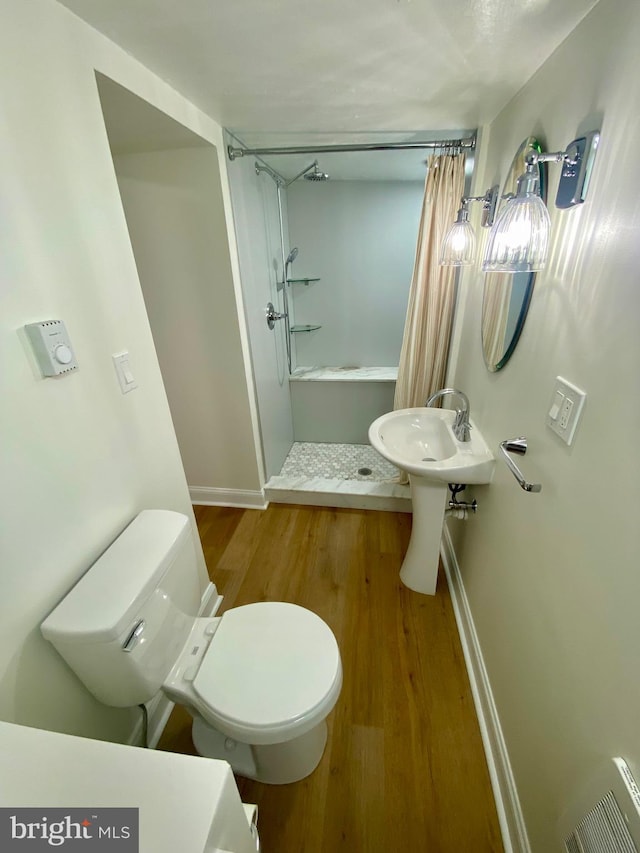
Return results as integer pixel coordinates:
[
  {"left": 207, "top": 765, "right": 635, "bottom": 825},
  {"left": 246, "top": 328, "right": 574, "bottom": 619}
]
[
  {"left": 284, "top": 160, "right": 329, "bottom": 186},
  {"left": 304, "top": 163, "right": 330, "bottom": 182},
  {"left": 286, "top": 247, "right": 299, "bottom": 265}
]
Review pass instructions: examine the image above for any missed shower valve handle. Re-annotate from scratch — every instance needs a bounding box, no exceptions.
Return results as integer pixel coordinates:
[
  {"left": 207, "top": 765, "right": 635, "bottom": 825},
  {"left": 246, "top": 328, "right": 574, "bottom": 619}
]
[{"left": 266, "top": 302, "right": 287, "bottom": 330}]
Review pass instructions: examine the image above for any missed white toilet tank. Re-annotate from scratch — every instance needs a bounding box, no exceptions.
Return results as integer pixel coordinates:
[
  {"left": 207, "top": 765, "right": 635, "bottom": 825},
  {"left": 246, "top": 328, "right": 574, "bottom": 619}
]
[{"left": 41, "top": 510, "right": 202, "bottom": 707}]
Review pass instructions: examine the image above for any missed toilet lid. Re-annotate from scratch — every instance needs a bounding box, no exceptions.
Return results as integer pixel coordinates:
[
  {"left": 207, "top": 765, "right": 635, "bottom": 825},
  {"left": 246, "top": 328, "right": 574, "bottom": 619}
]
[{"left": 193, "top": 602, "right": 340, "bottom": 731}]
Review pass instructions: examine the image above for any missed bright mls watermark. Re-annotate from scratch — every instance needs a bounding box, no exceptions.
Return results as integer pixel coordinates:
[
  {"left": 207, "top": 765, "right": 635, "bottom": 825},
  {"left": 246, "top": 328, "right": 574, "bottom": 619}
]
[{"left": 0, "top": 809, "right": 138, "bottom": 850}]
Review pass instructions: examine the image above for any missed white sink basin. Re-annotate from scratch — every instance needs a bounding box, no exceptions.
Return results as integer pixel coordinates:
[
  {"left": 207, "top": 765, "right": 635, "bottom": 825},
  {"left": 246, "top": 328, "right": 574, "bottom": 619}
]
[{"left": 369, "top": 407, "right": 495, "bottom": 484}]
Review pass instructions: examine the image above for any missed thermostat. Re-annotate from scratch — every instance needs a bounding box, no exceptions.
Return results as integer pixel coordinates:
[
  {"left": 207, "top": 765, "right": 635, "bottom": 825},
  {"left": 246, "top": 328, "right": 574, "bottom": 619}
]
[{"left": 25, "top": 320, "right": 78, "bottom": 377}]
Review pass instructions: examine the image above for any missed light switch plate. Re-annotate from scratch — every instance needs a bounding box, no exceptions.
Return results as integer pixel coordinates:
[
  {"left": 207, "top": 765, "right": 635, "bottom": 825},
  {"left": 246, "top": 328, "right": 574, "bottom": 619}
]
[
  {"left": 112, "top": 351, "right": 138, "bottom": 394},
  {"left": 547, "top": 376, "right": 586, "bottom": 445}
]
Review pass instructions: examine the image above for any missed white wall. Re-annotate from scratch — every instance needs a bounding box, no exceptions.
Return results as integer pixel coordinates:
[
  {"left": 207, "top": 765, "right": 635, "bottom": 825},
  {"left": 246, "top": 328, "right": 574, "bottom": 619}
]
[
  {"left": 450, "top": 0, "right": 640, "bottom": 847},
  {"left": 114, "top": 148, "right": 262, "bottom": 499},
  {"left": 287, "top": 180, "right": 423, "bottom": 367},
  {"left": 225, "top": 153, "right": 294, "bottom": 480},
  {"left": 0, "top": 0, "right": 253, "bottom": 741}
]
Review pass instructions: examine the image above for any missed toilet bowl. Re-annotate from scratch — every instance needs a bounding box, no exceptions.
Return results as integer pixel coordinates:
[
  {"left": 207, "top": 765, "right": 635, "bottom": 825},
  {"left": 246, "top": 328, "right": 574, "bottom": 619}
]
[
  {"left": 162, "top": 601, "right": 342, "bottom": 783},
  {"left": 41, "top": 510, "right": 342, "bottom": 784}
]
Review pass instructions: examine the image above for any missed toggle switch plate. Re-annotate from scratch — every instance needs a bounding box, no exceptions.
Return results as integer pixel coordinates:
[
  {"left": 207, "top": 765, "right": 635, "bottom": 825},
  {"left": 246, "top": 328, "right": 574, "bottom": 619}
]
[
  {"left": 112, "top": 351, "right": 138, "bottom": 394},
  {"left": 547, "top": 376, "right": 586, "bottom": 445}
]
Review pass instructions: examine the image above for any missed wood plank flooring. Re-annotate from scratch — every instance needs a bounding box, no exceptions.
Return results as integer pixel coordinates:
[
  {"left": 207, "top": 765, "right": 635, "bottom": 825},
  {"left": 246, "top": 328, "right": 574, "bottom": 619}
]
[{"left": 158, "top": 504, "right": 503, "bottom": 852}]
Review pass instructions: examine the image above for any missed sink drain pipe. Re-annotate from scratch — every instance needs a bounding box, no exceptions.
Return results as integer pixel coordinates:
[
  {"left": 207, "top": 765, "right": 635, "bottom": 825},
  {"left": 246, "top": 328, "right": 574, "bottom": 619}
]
[{"left": 446, "top": 483, "right": 477, "bottom": 520}]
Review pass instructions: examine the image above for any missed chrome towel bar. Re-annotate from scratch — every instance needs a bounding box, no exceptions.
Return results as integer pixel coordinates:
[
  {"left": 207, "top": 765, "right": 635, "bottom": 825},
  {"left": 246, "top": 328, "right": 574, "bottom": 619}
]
[{"left": 499, "top": 438, "right": 542, "bottom": 493}]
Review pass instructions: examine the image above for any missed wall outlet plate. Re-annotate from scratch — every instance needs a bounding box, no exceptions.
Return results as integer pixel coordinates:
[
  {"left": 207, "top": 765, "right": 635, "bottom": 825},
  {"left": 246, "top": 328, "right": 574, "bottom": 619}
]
[{"left": 547, "top": 376, "right": 586, "bottom": 445}]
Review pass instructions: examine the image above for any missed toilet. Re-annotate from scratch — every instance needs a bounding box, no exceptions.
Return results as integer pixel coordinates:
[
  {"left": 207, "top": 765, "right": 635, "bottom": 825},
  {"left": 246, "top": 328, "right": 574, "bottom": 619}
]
[{"left": 41, "top": 509, "right": 342, "bottom": 785}]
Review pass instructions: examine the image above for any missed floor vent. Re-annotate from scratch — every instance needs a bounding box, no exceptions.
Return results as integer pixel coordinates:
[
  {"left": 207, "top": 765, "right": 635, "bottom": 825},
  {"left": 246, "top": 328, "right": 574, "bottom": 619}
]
[{"left": 563, "top": 759, "right": 640, "bottom": 853}]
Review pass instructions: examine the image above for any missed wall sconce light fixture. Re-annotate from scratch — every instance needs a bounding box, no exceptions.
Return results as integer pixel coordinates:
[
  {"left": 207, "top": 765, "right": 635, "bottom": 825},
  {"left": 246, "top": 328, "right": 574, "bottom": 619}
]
[
  {"left": 439, "top": 186, "right": 499, "bottom": 266},
  {"left": 482, "top": 131, "right": 600, "bottom": 273}
]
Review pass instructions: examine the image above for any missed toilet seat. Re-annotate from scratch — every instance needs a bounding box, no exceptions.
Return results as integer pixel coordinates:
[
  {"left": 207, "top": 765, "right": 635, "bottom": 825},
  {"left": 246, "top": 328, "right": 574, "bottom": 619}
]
[{"left": 192, "top": 602, "right": 342, "bottom": 745}]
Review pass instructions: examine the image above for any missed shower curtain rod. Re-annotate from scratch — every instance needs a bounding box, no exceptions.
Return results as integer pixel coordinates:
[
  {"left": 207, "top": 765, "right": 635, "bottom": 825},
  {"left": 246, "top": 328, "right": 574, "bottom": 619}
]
[{"left": 227, "top": 136, "right": 476, "bottom": 161}]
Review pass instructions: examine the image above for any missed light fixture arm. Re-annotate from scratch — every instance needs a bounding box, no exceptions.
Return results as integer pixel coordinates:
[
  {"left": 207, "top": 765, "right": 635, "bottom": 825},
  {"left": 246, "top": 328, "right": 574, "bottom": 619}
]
[
  {"left": 457, "top": 185, "right": 499, "bottom": 227},
  {"left": 527, "top": 150, "right": 565, "bottom": 165}
]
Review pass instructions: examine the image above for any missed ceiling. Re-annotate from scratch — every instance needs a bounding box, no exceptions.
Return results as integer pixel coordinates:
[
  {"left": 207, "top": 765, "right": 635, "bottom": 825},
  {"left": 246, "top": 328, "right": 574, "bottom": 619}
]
[{"left": 62, "top": 0, "right": 599, "bottom": 180}]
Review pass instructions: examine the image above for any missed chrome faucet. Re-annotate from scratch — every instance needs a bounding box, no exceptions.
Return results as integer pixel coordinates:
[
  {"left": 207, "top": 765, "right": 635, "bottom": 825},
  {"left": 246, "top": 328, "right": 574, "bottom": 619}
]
[{"left": 425, "top": 388, "right": 471, "bottom": 442}]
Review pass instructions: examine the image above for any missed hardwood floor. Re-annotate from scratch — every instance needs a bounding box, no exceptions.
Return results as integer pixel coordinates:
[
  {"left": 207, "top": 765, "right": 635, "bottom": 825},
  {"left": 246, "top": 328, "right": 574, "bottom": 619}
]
[{"left": 158, "top": 504, "right": 503, "bottom": 852}]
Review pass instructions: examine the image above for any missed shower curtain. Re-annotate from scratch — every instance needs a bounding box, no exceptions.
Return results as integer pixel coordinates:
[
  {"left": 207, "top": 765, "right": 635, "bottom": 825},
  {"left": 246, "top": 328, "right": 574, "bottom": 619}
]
[
  {"left": 393, "top": 152, "right": 466, "bottom": 482},
  {"left": 394, "top": 152, "right": 466, "bottom": 410},
  {"left": 482, "top": 273, "right": 512, "bottom": 368}
]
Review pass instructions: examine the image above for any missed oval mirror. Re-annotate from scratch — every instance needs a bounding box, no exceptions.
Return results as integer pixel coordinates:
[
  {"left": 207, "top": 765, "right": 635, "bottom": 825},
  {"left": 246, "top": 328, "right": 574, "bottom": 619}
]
[{"left": 481, "top": 137, "right": 547, "bottom": 372}]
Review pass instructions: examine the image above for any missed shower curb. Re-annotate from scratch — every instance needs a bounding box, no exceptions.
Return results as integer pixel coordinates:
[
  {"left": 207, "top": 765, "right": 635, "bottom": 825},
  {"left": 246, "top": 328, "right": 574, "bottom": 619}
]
[{"left": 265, "top": 478, "right": 411, "bottom": 513}]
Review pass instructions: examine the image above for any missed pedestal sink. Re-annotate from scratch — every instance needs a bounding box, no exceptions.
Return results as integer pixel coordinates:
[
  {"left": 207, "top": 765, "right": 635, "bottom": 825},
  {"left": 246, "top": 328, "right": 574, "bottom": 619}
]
[{"left": 368, "top": 407, "right": 495, "bottom": 595}]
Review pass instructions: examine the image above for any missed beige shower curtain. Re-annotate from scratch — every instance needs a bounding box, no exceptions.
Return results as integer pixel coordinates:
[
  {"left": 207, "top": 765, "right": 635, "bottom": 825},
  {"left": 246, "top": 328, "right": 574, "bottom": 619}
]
[
  {"left": 482, "top": 273, "right": 512, "bottom": 368},
  {"left": 394, "top": 152, "right": 466, "bottom": 412}
]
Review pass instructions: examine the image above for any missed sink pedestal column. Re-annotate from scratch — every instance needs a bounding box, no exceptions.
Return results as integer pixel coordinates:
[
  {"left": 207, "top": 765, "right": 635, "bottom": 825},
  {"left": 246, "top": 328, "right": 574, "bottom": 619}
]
[{"left": 400, "top": 477, "right": 448, "bottom": 595}]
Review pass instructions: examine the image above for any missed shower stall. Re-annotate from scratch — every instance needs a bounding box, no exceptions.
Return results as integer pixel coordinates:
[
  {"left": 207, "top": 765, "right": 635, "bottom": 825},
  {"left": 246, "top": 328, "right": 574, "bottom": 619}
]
[{"left": 225, "top": 132, "right": 474, "bottom": 508}]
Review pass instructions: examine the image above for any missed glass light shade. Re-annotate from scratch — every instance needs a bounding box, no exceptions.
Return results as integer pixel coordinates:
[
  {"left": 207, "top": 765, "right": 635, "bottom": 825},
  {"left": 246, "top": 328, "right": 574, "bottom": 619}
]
[
  {"left": 482, "top": 192, "right": 551, "bottom": 273},
  {"left": 440, "top": 218, "right": 477, "bottom": 266}
]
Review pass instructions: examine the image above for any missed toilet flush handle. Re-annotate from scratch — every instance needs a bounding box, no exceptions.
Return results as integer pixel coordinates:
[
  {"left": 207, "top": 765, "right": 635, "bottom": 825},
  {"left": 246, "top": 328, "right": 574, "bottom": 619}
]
[{"left": 122, "top": 619, "right": 145, "bottom": 653}]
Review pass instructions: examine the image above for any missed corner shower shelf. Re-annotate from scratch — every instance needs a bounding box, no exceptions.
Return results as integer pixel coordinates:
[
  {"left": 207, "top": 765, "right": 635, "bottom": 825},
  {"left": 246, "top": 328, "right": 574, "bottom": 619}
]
[
  {"left": 286, "top": 278, "right": 320, "bottom": 286},
  {"left": 290, "top": 324, "right": 322, "bottom": 333}
]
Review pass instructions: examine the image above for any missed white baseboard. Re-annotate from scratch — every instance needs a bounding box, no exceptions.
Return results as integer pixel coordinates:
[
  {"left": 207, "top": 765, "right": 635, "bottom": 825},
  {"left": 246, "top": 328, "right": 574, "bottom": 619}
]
[
  {"left": 440, "top": 525, "right": 531, "bottom": 853},
  {"left": 189, "top": 486, "right": 267, "bottom": 510},
  {"left": 128, "top": 582, "right": 222, "bottom": 749}
]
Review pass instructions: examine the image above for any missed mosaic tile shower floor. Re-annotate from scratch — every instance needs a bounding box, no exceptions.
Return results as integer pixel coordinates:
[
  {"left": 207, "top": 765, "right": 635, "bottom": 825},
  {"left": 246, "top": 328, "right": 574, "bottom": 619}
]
[
  {"left": 279, "top": 442, "right": 399, "bottom": 482},
  {"left": 265, "top": 442, "right": 411, "bottom": 512}
]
